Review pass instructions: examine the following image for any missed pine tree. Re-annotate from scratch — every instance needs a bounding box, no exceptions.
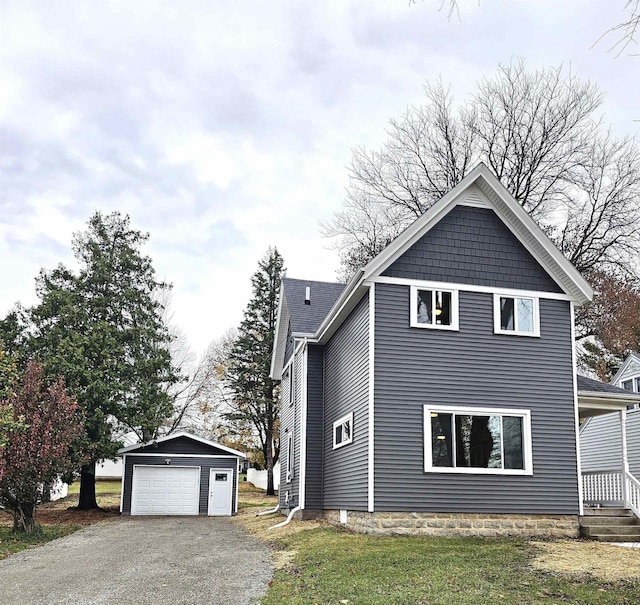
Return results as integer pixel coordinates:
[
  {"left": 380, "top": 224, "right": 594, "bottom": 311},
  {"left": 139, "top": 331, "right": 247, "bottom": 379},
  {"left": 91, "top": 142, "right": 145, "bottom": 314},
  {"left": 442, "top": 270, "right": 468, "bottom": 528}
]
[
  {"left": 30, "top": 212, "right": 179, "bottom": 509},
  {"left": 225, "top": 248, "right": 284, "bottom": 496}
]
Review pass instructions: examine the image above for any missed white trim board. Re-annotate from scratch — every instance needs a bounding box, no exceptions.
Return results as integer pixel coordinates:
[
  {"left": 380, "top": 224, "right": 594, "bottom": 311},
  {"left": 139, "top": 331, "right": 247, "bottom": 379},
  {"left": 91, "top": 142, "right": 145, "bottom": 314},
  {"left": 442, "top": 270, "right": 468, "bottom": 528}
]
[
  {"left": 367, "top": 283, "right": 375, "bottom": 513},
  {"left": 124, "top": 453, "right": 239, "bottom": 459},
  {"left": 371, "top": 276, "right": 573, "bottom": 302},
  {"left": 570, "top": 302, "right": 584, "bottom": 516},
  {"left": 299, "top": 341, "right": 308, "bottom": 509}
]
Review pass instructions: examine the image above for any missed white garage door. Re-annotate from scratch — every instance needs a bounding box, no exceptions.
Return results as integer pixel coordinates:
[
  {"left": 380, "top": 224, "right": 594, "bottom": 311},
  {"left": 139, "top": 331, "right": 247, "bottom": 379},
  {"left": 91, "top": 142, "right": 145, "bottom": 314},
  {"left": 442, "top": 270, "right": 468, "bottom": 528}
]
[{"left": 131, "top": 466, "right": 200, "bottom": 515}]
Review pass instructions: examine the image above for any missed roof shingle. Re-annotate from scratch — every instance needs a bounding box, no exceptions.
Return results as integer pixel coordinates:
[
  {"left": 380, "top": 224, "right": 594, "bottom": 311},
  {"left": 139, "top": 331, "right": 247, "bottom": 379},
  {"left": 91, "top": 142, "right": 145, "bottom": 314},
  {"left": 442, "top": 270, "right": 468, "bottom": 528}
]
[{"left": 283, "top": 278, "right": 346, "bottom": 334}]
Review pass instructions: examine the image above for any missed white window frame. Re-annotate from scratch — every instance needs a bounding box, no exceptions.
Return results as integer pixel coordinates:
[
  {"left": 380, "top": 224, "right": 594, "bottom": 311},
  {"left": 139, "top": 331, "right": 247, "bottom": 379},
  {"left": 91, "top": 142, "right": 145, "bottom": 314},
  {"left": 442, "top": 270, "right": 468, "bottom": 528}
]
[
  {"left": 288, "top": 363, "right": 295, "bottom": 407},
  {"left": 410, "top": 286, "right": 459, "bottom": 331},
  {"left": 493, "top": 294, "right": 540, "bottom": 337},
  {"left": 286, "top": 431, "right": 293, "bottom": 482},
  {"left": 333, "top": 412, "right": 354, "bottom": 450},
  {"left": 423, "top": 405, "right": 533, "bottom": 476}
]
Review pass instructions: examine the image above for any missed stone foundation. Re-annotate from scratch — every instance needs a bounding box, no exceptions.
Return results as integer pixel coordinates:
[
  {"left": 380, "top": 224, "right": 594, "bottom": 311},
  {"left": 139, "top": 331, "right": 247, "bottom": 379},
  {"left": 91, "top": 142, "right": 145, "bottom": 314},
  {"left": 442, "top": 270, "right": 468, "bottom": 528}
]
[{"left": 324, "top": 510, "right": 579, "bottom": 538}]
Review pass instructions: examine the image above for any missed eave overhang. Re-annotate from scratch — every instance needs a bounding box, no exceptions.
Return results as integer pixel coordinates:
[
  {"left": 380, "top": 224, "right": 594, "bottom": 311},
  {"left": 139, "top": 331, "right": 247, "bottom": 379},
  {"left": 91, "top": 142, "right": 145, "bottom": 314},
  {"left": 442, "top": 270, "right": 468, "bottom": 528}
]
[{"left": 578, "top": 391, "right": 640, "bottom": 419}]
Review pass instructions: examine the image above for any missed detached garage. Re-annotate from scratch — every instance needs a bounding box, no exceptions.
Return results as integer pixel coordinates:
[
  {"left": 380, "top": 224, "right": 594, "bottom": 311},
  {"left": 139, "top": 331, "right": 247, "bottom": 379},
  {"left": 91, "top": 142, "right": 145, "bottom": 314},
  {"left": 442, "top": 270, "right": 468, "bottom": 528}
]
[{"left": 118, "top": 432, "right": 246, "bottom": 516}]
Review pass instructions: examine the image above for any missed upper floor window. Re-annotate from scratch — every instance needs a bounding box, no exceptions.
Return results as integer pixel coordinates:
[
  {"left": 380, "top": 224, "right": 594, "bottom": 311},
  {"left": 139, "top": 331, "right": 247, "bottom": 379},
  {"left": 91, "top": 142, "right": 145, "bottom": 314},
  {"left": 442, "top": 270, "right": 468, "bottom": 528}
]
[
  {"left": 493, "top": 294, "right": 539, "bottom": 337},
  {"left": 622, "top": 379, "right": 634, "bottom": 392},
  {"left": 410, "top": 286, "right": 459, "bottom": 331},
  {"left": 424, "top": 405, "right": 532, "bottom": 475},
  {"left": 333, "top": 412, "right": 353, "bottom": 449}
]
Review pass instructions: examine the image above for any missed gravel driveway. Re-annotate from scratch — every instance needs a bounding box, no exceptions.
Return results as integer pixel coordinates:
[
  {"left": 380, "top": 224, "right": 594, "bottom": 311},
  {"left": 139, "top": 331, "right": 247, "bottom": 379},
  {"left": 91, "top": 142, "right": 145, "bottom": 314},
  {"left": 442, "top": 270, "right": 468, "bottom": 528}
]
[{"left": 0, "top": 517, "right": 273, "bottom": 605}]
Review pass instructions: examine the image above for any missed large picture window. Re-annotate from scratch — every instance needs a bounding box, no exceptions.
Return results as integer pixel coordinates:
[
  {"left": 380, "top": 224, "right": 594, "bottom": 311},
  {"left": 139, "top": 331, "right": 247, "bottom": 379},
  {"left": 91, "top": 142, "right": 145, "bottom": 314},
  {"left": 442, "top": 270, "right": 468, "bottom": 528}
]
[
  {"left": 493, "top": 294, "right": 539, "bottom": 337},
  {"left": 424, "top": 405, "right": 532, "bottom": 475},
  {"left": 410, "top": 286, "right": 459, "bottom": 331}
]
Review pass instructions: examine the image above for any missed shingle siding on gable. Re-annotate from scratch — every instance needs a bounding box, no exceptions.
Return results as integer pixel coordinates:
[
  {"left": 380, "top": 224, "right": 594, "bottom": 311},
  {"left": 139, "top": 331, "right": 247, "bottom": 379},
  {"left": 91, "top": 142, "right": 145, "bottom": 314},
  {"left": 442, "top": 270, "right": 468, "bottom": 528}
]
[
  {"left": 581, "top": 410, "right": 640, "bottom": 476},
  {"left": 322, "top": 292, "right": 369, "bottom": 511},
  {"left": 382, "top": 205, "right": 563, "bottom": 293},
  {"left": 373, "top": 283, "right": 579, "bottom": 514}
]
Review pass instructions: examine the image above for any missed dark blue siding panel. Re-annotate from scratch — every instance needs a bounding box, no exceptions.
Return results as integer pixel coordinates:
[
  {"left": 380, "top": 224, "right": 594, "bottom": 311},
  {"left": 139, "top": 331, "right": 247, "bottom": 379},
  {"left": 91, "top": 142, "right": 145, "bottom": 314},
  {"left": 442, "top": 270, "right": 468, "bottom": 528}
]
[
  {"left": 279, "top": 349, "right": 303, "bottom": 509},
  {"left": 323, "top": 292, "right": 369, "bottom": 511},
  {"left": 125, "top": 436, "right": 235, "bottom": 456},
  {"left": 374, "top": 283, "right": 579, "bottom": 514},
  {"left": 122, "top": 455, "right": 237, "bottom": 515},
  {"left": 305, "top": 345, "right": 324, "bottom": 509},
  {"left": 382, "top": 205, "right": 563, "bottom": 293}
]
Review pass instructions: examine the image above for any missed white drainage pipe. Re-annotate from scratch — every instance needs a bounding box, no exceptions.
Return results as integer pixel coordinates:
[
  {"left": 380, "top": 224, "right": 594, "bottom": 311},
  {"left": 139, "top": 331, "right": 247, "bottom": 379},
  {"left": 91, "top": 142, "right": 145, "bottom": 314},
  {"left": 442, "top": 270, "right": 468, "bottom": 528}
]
[
  {"left": 269, "top": 505, "right": 301, "bottom": 529},
  {"left": 256, "top": 504, "right": 280, "bottom": 517}
]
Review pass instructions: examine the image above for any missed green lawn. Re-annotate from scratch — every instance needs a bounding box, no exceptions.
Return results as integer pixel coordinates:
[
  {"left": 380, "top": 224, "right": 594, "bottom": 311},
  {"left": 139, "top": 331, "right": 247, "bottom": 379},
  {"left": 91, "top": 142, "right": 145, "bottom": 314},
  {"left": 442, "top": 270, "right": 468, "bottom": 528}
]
[
  {"left": 66, "top": 479, "right": 121, "bottom": 496},
  {"left": 260, "top": 527, "right": 640, "bottom": 605},
  {"left": 0, "top": 525, "right": 79, "bottom": 561}
]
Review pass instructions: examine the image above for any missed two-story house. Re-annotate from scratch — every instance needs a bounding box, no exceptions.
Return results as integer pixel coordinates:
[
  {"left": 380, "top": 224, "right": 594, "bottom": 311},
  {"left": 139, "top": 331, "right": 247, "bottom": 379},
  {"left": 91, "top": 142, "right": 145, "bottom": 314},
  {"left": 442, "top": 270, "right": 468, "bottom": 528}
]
[{"left": 270, "top": 163, "right": 634, "bottom": 537}]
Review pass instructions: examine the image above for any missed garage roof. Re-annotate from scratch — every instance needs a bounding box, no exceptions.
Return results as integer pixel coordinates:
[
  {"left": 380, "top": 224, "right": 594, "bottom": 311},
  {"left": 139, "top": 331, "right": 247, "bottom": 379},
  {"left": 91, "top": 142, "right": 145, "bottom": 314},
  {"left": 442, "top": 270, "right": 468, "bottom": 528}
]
[{"left": 118, "top": 431, "right": 246, "bottom": 458}]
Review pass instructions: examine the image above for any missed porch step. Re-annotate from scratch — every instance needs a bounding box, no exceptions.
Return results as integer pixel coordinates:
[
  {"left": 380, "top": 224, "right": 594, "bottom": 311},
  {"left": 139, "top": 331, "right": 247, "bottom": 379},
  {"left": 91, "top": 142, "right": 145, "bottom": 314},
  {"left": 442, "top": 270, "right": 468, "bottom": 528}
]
[{"left": 580, "top": 509, "right": 640, "bottom": 542}]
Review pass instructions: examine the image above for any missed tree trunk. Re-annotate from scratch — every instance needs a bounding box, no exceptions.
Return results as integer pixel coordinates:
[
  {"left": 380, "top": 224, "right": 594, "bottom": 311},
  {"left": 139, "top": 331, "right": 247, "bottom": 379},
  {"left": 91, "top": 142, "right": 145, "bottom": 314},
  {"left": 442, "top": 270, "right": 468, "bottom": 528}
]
[
  {"left": 12, "top": 501, "right": 38, "bottom": 534},
  {"left": 78, "top": 462, "right": 100, "bottom": 510},
  {"left": 265, "top": 428, "right": 275, "bottom": 496}
]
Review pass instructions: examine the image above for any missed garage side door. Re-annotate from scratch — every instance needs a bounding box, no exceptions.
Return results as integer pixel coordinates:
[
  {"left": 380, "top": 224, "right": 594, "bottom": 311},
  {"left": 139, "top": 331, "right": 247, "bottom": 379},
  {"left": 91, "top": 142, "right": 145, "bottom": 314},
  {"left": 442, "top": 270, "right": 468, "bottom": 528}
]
[{"left": 131, "top": 466, "right": 200, "bottom": 515}]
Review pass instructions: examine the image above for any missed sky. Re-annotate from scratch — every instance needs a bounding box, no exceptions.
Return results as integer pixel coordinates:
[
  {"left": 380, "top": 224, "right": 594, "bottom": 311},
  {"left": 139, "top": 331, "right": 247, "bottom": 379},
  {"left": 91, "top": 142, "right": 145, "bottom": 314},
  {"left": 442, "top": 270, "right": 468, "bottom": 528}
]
[{"left": 0, "top": 1, "right": 637, "bottom": 356}]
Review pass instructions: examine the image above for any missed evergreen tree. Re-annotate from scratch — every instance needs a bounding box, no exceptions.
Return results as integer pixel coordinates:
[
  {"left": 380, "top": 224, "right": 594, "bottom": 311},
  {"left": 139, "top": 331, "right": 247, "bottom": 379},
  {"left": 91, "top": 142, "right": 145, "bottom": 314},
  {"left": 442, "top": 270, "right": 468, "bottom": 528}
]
[
  {"left": 225, "top": 248, "right": 284, "bottom": 496},
  {"left": 30, "top": 212, "right": 178, "bottom": 509}
]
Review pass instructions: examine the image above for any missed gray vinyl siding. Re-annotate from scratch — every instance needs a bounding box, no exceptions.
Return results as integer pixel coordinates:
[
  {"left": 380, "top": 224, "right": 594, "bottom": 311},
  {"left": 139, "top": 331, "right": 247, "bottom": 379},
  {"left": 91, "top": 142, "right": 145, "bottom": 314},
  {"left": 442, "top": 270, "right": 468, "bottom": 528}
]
[
  {"left": 323, "top": 292, "right": 369, "bottom": 510},
  {"left": 580, "top": 410, "right": 640, "bottom": 476},
  {"left": 374, "top": 283, "right": 579, "bottom": 514},
  {"left": 382, "top": 205, "right": 563, "bottom": 293},
  {"left": 305, "top": 344, "right": 324, "bottom": 509},
  {"left": 279, "top": 348, "right": 303, "bottom": 509},
  {"left": 122, "top": 455, "right": 237, "bottom": 515}
]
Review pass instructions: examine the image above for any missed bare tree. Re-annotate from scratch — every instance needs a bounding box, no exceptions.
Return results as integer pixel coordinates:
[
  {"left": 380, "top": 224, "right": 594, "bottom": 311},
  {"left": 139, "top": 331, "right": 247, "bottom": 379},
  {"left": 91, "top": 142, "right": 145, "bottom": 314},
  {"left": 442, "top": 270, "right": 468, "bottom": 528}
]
[
  {"left": 324, "top": 60, "right": 640, "bottom": 370},
  {"left": 433, "top": 1, "right": 640, "bottom": 57},
  {"left": 324, "top": 61, "right": 633, "bottom": 278}
]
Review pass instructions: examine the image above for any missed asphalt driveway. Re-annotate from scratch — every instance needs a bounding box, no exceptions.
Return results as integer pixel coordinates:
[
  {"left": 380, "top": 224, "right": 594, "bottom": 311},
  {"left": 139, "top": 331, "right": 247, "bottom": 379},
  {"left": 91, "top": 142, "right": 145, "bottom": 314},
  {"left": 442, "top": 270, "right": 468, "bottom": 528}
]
[{"left": 0, "top": 517, "right": 273, "bottom": 605}]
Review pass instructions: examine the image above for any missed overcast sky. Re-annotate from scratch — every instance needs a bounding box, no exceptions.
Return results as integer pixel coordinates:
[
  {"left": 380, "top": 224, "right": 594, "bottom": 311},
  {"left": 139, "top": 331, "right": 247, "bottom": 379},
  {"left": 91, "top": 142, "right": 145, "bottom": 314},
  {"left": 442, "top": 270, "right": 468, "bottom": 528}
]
[{"left": 0, "top": 1, "right": 637, "bottom": 355}]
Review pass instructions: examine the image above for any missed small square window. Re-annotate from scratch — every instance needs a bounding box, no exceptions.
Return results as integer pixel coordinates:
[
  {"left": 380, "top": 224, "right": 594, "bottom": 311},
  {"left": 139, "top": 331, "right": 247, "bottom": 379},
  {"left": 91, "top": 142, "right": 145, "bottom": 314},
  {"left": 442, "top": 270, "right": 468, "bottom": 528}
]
[
  {"left": 494, "top": 294, "right": 539, "bottom": 337},
  {"left": 333, "top": 412, "right": 353, "bottom": 449},
  {"left": 410, "top": 286, "right": 459, "bottom": 331}
]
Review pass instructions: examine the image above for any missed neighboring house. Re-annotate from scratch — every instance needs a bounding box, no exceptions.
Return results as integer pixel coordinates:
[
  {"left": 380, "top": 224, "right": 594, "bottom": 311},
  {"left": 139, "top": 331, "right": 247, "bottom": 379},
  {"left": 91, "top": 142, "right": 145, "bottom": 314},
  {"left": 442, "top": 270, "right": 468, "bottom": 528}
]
[
  {"left": 580, "top": 355, "right": 640, "bottom": 509},
  {"left": 117, "top": 431, "right": 245, "bottom": 516},
  {"left": 270, "top": 163, "right": 634, "bottom": 538}
]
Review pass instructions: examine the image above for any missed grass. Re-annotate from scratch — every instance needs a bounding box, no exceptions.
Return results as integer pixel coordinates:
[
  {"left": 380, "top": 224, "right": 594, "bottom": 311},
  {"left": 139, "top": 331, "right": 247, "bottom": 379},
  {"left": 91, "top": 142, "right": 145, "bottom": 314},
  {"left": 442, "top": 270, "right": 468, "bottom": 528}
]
[
  {"left": 0, "top": 478, "right": 122, "bottom": 561},
  {"left": 232, "top": 500, "right": 640, "bottom": 605},
  {"left": 0, "top": 525, "right": 79, "bottom": 561}
]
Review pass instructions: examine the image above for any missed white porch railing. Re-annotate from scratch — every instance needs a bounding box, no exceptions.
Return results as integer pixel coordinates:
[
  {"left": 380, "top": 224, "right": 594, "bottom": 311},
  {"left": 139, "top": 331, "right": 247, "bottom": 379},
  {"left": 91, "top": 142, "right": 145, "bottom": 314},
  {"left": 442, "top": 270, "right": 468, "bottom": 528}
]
[
  {"left": 582, "top": 470, "right": 640, "bottom": 518},
  {"left": 582, "top": 471, "right": 623, "bottom": 506}
]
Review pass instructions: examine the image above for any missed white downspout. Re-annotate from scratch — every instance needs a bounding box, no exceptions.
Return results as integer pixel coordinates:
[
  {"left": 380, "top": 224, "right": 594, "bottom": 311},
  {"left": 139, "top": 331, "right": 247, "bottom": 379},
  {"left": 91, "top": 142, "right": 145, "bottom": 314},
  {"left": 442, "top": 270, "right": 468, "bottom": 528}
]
[
  {"left": 256, "top": 503, "right": 280, "bottom": 516},
  {"left": 269, "top": 505, "right": 301, "bottom": 529}
]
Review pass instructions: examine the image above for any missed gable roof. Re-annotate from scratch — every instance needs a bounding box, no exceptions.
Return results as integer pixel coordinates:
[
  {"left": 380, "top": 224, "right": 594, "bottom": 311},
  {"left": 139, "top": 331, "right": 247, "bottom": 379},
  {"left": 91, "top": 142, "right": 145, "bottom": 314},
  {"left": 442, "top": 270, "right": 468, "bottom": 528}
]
[
  {"left": 117, "top": 431, "right": 246, "bottom": 458},
  {"left": 283, "top": 278, "right": 347, "bottom": 334},
  {"left": 611, "top": 352, "right": 640, "bottom": 385},
  {"left": 270, "top": 163, "right": 594, "bottom": 379},
  {"left": 361, "top": 164, "right": 593, "bottom": 304},
  {"left": 577, "top": 374, "right": 632, "bottom": 395}
]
